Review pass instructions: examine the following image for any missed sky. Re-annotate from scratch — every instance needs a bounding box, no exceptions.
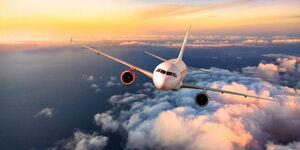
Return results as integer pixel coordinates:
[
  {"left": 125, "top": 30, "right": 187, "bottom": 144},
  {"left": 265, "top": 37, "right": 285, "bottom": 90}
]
[
  {"left": 1, "top": 39, "right": 299, "bottom": 150},
  {"left": 1, "top": 0, "right": 300, "bottom": 43},
  {"left": 0, "top": 1, "right": 300, "bottom": 149}
]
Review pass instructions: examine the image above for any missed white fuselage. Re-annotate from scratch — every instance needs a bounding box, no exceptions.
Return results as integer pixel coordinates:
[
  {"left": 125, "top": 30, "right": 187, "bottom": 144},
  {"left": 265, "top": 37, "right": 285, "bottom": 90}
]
[{"left": 153, "top": 59, "right": 187, "bottom": 90}]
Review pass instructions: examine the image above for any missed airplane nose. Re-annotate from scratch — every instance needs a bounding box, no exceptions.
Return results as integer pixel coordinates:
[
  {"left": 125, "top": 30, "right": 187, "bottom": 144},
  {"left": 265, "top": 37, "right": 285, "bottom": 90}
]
[
  {"left": 160, "top": 80, "right": 167, "bottom": 89},
  {"left": 154, "top": 75, "right": 167, "bottom": 90},
  {"left": 155, "top": 79, "right": 164, "bottom": 89},
  {"left": 155, "top": 77, "right": 171, "bottom": 90}
]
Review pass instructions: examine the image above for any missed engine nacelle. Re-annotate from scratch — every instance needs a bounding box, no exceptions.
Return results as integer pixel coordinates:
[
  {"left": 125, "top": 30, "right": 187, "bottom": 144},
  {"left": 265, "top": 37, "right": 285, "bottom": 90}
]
[
  {"left": 195, "top": 92, "right": 209, "bottom": 107},
  {"left": 120, "top": 69, "right": 136, "bottom": 85}
]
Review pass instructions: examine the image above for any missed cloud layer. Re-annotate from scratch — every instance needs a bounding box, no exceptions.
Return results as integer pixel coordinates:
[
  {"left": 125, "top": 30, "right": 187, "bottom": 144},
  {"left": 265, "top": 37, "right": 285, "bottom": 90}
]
[
  {"left": 93, "top": 55, "right": 300, "bottom": 150},
  {"left": 119, "top": 36, "right": 300, "bottom": 48}
]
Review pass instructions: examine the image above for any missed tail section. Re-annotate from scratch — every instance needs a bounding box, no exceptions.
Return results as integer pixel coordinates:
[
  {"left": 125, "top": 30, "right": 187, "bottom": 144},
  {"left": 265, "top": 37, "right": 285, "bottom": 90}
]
[{"left": 176, "top": 24, "right": 191, "bottom": 62}]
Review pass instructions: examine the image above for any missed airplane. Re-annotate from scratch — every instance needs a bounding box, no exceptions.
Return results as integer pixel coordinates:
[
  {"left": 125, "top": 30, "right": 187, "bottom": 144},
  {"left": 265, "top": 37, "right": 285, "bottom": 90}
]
[{"left": 70, "top": 25, "right": 275, "bottom": 107}]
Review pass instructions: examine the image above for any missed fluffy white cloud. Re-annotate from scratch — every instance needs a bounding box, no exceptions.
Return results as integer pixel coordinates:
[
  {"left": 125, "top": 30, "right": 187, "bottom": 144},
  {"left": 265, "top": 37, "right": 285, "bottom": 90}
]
[
  {"left": 257, "top": 63, "right": 279, "bottom": 77},
  {"left": 266, "top": 141, "right": 300, "bottom": 150},
  {"left": 94, "top": 65, "right": 300, "bottom": 150},
  {"left": 277, "top": 58, "right": 297, "bottom": 72},
  {"left": 242, "top": 63, "right": 280, "bottom": 81},
  {"left": 151, "top": 109, "right": 252, "bottom": 150},
  {"left": 51, "top": 130, "right": 108, "bottom": 150},
  {"left": 34, "top": 107, "right": 57, "bottom": 118},
  {"left": 242, "top": 55, "right": 300, "bottom": 88},
  {"left": 94, "top": 112, "right": 119, "bottom": 132}
]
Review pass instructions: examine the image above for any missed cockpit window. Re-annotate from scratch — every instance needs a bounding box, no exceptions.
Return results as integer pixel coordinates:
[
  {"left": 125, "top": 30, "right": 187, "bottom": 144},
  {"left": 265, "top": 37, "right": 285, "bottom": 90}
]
[
  {"left": 156, "top": 68, "right": 177, "bottom": 78},
  {"left": 172, "top": 73, "right": 177, "bottom": 77}
]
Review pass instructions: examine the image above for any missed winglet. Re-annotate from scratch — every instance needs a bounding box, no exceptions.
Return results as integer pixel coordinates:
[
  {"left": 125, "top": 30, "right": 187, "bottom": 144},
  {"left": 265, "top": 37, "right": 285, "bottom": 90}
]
[
  {"left": 176, "top": 24, "right": 191, "bottom": 62},
  {"left": 70, "top": 37, "right": 73, "bottom": 43}
]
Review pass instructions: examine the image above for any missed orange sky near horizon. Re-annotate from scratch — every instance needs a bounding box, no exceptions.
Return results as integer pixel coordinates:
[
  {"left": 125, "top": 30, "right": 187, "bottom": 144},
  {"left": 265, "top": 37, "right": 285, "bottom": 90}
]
[{"left": 1, "top": 0, "right": 300, "bottom": 43}]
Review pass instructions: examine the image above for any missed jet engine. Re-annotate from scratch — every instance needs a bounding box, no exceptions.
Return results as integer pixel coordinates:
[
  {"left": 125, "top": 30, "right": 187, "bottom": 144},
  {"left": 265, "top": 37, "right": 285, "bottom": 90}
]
[
  {"left": 195, "top": 92, "right": 209, "bottom": 107},
  {"left": 120, "top": 69, "right": 136, "bottom": 85}
]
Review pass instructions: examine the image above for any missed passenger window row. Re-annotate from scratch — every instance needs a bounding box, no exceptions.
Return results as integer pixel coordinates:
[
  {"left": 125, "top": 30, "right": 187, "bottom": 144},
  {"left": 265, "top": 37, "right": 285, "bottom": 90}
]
[{"left": 156, "top": 69, "right": 177, "bottom": 77}]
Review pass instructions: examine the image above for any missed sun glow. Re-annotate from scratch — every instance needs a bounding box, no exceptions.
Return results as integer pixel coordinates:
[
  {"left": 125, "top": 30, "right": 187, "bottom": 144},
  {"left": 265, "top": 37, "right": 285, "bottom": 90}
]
[{"left": 1, "top": 0, "right": 300, "bottom": 43}]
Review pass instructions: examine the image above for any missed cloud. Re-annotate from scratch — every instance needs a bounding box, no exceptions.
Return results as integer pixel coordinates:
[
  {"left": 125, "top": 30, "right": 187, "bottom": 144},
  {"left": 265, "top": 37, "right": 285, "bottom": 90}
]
[
  {"left": 118, "top": 35, "right": 300, "bottom": 48},
  {"left": 94, "top": 111, "right": 119, "bottom": 132},
  {"left": 90, "top": 84, "right": 99, "bottom": 88},
  {"left": 91, "top": 84, "right": 101, "bottom": 93},
  {"left": 263, "top": 53, "right": 300, "bottom": 61},
  {"left": 50, "top": 130, "right": 108, "bottom": 150},
  {"left": 87, "top": 76, "right": 95, "bottom": 81},
  {"left": 105, "top": 76, "right": 120, "bottom": 87},
  {"left": 93, "top": 63, "right": 300, "bottom": 150},
  {"left": 83, "top": 74, "right": 103, "bottom": 93},
  {"left": 242, "top": 63, "right": 280, "bottom": 82},
  {"left": 272, "top": 39, "right": 300, "bottom": 44},
  {"left": 150, "top": 109, "right": 252, "bottom": 150},
  {"left": 120, "top": 41, "right": 148, "bottom": 46},
  {"left": 120, "top": 40, "right": 242, "bottom": 48},
  {"left": 266, "top": 141, "right": 300, "bottom": 150},
  {"left": 82, "top": 75, "right": 95, "bottom": 81},
  {"left": 241, "top": 39, "right": 269, "bottom": 45},
  {"left": 34, "top": 108, "right": 57, "bottom": 118},
  {"left": 242, "top": 55, "right": 300, "bottom": 88},
  {"left": 277, "top": 58, "right": 297, "bottom": 72},
  {"left": 95, "top": 88, "right": 101, "bottom": 93}
]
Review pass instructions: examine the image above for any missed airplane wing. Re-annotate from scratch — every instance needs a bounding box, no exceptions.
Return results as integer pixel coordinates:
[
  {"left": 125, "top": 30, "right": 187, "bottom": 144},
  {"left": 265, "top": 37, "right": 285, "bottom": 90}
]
[
  {"left": 144, "top": 51, "right": 211, "bottom": 73},
  {"left": 181, "top": 83, "right": 276, "bottom": 101},
  {"left": 71, "top": 38, "right": 153, "bottom": 79}
]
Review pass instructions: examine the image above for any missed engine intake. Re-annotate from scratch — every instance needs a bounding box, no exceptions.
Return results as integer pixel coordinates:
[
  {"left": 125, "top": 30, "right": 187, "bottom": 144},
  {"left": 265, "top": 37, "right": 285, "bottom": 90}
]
[
  {"left": 195, "top": 92, "right": 209, "bottom": 107},
  {"left": 120, "top": 69, "right": 136, "bottom": 85}
]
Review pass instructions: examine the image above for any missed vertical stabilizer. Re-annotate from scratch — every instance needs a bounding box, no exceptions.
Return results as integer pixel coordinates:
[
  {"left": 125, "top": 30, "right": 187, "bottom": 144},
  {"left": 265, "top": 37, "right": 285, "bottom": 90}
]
[{"left": 176, "top": 24, "right": 191, "bottom": 62}]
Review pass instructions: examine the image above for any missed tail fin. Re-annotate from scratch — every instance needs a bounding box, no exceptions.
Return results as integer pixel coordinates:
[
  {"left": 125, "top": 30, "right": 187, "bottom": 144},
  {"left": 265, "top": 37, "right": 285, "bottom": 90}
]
[{"left": 176, "top": 24, "right": 191, "bottom": 62}]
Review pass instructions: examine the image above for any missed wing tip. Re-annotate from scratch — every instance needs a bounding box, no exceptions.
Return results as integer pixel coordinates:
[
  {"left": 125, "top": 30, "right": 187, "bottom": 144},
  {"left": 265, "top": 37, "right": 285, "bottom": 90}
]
[
  {"left": 187, "top": 67, "right": 211, "bottom": 73},
  {"left": 254, "top": 96, "right": 277, "bottom": 102}
]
